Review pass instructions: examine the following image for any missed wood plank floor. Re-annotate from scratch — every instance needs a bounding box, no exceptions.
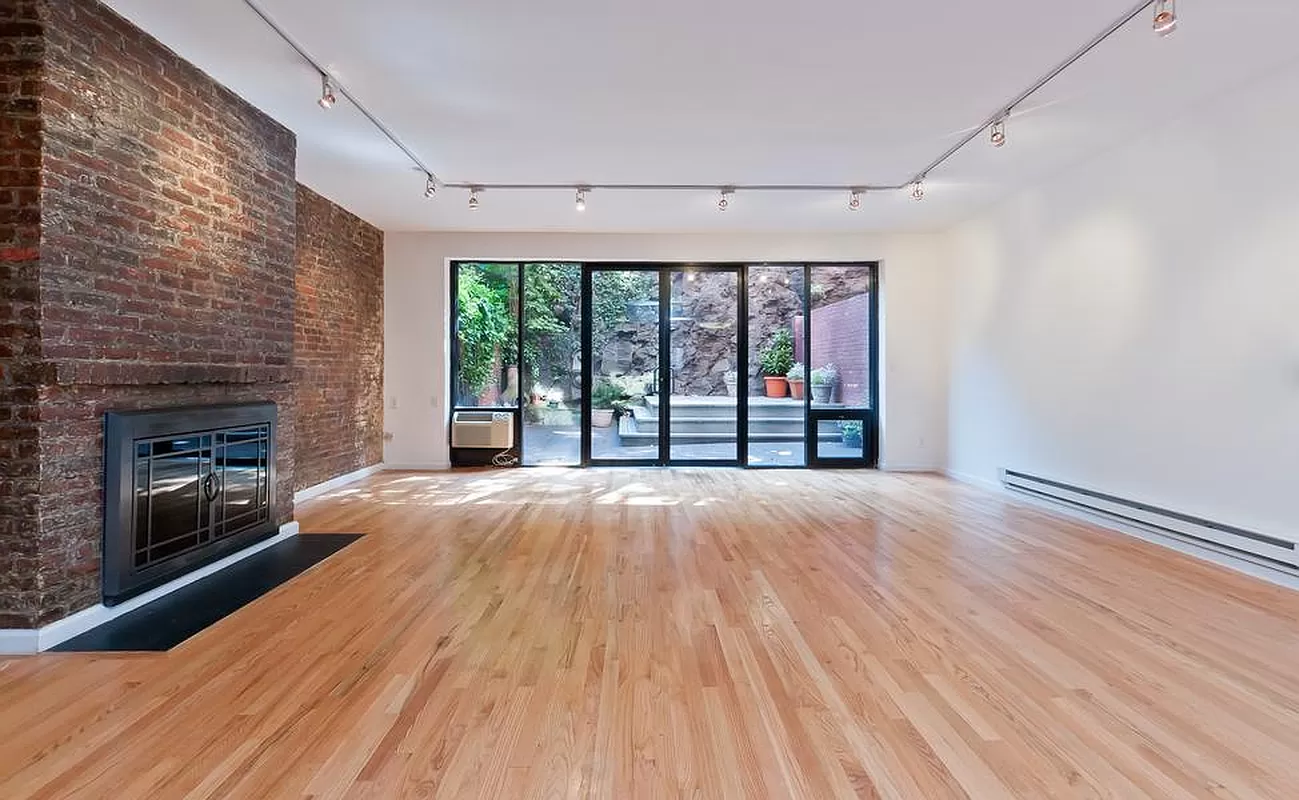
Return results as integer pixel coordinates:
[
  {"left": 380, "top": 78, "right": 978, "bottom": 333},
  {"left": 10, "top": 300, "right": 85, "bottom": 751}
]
[{"left": 2, "top": 469, "right": 1298, "bottom": 799}]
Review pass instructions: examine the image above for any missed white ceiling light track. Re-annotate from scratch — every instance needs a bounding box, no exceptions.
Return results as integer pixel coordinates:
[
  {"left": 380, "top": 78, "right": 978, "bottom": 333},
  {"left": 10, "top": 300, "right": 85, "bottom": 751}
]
[
  {"left": 241, "top": 0, "right": 1173, "bottom": 209},
  {"left": 239, "top": 0, "right": 441, "bottom": 191},
  {"left": 906, "top": 0, "right": 1170, "bottom": 191}
]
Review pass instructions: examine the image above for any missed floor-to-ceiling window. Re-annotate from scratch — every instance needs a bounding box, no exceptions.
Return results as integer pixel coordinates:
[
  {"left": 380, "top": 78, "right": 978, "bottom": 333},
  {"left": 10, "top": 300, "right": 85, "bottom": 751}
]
[
  {"left": 521, "top": 263, "right": 582, "bottom": 465},
  {"left": 587, "top": 267, "right": 660, "bottom": 464},
  {"left": 746, "top": 265, "right": 806, "bottom": 466},
  {"left": 450, "top": 261, "right": 877, "bottom": 468}
]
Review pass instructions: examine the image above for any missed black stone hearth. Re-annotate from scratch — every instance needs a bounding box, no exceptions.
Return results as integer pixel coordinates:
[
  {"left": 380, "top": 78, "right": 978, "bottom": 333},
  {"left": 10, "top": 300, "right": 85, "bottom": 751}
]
[{"left": 54, "top": 534, "right": 361, "bottom": 652}]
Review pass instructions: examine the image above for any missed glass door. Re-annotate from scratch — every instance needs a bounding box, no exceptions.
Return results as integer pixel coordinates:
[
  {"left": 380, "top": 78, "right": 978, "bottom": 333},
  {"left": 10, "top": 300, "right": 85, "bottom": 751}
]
[
  {"left": 667, "top": 267, "right": 741, "bottom": 465},
  {"left": 584, "top": 266, "right": 662, "bottom": 465},
  {"left": 746, "top": 265, "right": 807, "bottom": 467},
  {"left": 521, "top": 263, "right": 583, "bottom": 465}
]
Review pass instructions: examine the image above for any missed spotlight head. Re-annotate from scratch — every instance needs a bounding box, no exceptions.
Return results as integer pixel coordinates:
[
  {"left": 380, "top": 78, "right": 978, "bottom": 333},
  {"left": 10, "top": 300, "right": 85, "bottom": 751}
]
[
  {"left": 990, "top": 118, "right": 1007, "bottom": 148},
  {"left": 468, "top": 188, "right": 480, "bottom": 211},
  {"left": 575, "top": 187, "right": 587, "bottom": 212},
  {"left": 1153, "top": 0, "right": 1177, "bottom": 35},
  {"left": 911, "top": 181, "right": 925, "bottom": 202},
  {"left": 424, "top": 175, "right": 437, "bottom": 199},
  {"left": 848, "top": 189, "right": 862, "bottom": 212},
  {"left": 318, "top": 74, "right": 337, "bottom": 109},
  {"left": 718, "top": 189, "right": 733, "bottom": 212}
]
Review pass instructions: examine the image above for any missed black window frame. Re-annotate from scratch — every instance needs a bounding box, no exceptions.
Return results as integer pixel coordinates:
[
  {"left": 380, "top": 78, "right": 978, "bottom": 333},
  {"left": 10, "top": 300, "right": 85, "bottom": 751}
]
[{"left": 449, "top": 260, "right": 879, "bottom": 469}]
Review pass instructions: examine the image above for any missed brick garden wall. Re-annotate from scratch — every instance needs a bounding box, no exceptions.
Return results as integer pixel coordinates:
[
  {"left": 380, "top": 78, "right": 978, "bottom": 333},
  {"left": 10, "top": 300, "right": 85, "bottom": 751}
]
[
  {"left": 807, "top": 293, "right": 872, "bottom": 407},
  {"left": 294, "top": 185, "right": 383, "bottom": 491}
]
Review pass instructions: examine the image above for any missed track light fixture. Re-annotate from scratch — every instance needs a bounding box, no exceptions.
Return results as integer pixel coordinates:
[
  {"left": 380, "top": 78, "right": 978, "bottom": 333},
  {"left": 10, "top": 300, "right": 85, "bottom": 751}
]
[
  {"left": 718, "top": 189, "right": 733, "bottom": 212},
  {"left": 990, "top": 117, "right": 1007, "bottom": 148},
  {"left": 424, "top": 175, "right": 437, "bottom": 199},
  {"left": 911, "top": 181, "right": 925, "bottom": 202},
  {"left": 575, "top": 187, "right": 587, "bottom": 212},
  {"left": 468, "top": 188, "right": 481, "bottom": 211},
  {"left": 1153, "top": 0, "right": 1177, "bottom": 36},
  {"left": 848, "top": 189, "right": 862, "bottom": 211},
  {"left": 317, "top": 73, "right": 337, "bottom": 109}
]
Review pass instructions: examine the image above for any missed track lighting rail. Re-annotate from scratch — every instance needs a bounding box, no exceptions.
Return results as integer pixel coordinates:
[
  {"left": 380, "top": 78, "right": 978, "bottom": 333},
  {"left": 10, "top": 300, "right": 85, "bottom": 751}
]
[
  {"left": 240, "top": 0, "right": 1172, "bottom": 205},
  {"left": 907, "top": 0, "right": 1158, "bottom": 184},
  {"left": 240, "top": 0, "right": 441, "bottom": 187},
  {"left": 439, "top": 183, "right": 904, "bottom": 192}
]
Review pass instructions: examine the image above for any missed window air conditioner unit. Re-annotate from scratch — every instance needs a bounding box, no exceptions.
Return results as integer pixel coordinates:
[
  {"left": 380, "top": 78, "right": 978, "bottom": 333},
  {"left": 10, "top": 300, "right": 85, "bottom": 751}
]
[{"left": 451, "top": 411, "right": 514, "bottom": 449}]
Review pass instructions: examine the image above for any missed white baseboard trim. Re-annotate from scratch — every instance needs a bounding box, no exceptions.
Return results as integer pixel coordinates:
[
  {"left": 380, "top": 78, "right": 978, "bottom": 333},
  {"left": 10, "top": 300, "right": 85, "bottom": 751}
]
[
  {"left": 943, "top": 468, "right": 1004, "bottom": 493},
  {"left": 294, "top": 464, "right": 385, "bottom": 503},
  {"left": 0, "top": 520, "right": 300, "bottom": 655},
  {"left": 880, "top": 464, "right": 942, "bottom": 474},
  {"left": 1011, "top": 486, "right": 1299, "bottom": 592},
  {"left": 944, "top": 469, "right": 1299, "bottom": 592},
  {"left": 383, "top": 461, "right": 451, "bottom": 471}
]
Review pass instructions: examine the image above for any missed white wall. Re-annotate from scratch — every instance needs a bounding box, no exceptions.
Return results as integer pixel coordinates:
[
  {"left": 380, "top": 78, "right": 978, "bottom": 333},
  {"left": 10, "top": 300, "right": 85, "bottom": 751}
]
[
  {"left": 383, "top": 232, "right": 949, "bottom": 470},
  {"left": 945, "top": 65, "right": 1299, "bottom": 542}
]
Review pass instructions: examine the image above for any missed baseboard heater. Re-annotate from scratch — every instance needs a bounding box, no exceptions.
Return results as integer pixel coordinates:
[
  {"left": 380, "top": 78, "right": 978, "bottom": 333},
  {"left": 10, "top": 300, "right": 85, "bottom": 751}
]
[{"left": 1002, "top": 469, "right": 1298, "bottom": 569}]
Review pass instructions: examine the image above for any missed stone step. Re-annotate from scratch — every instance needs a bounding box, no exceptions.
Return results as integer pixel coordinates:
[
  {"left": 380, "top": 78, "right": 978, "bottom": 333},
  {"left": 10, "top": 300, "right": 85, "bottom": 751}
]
[
  {"left": 618, "top": 414, "right": 837, "bottom": 445},
  {"left": 642, "top": 395, "right": 841, "bottom": 420},
  {"left": 631, "top": 417, "right": 814, "bottom": 435}
]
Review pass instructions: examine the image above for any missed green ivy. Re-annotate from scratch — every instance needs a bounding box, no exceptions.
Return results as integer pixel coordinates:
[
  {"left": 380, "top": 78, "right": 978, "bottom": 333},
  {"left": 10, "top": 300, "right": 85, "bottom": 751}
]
[{"left": 456, "top": 266, "right": 513, "bottom": 399}]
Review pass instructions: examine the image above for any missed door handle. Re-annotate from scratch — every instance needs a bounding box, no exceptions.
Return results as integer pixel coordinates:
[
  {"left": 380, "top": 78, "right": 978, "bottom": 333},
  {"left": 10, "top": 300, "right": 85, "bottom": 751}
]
[{"left": 202, "top": 471, "right": 220, "bottom": 503}]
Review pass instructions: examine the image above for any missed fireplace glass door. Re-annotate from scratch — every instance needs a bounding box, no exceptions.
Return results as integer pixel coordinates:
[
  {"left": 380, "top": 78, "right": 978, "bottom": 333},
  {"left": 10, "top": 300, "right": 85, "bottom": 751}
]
[{"left": 104, "top": 404, "right": 278, "bottom": 605}]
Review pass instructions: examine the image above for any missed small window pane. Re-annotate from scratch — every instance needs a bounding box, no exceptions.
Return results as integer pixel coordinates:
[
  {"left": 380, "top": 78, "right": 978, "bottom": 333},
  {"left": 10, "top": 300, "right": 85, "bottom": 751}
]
[
  {"left": 815, "top": 419, "right": 866, "bottom": 460},
  {"left": 455, "top": 263, "right": 520, "bottom": 407}
]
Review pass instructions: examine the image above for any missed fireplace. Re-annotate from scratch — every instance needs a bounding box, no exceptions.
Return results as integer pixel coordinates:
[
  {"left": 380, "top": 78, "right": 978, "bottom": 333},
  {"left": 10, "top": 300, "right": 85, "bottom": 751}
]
[{"left": 103, "top": 403, "right": 278, "bottom": 605}]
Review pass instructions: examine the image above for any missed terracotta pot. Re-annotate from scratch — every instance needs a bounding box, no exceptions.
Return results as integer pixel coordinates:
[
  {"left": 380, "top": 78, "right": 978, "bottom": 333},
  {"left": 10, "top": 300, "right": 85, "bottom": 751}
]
[
  {"left": 787, "top": 379, "right": 805, "bottom": 400},
  {"left": 592, "top": 408, "right": 615, "bottom": 428},
  {"left": 763, "top": 376, "right": 788, "bottom": 398}
]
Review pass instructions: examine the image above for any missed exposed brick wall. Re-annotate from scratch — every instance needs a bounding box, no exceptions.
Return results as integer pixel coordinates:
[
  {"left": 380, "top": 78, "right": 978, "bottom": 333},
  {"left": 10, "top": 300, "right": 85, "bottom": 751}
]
[
  {"left": 0, "top": 0, "right": 46, "bottom": 628},
  {"left": 294, "top": 185, "right": 383, "bottom": 491},
  {"left": 0, "top": 0, "right": 301, "bottom": 628}
]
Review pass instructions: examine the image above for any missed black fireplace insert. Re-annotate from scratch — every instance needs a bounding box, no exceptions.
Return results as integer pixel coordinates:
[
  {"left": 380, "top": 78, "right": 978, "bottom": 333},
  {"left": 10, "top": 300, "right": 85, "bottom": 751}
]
[{"left": 103, "top": 403, "right": 278, "bottom": 605}]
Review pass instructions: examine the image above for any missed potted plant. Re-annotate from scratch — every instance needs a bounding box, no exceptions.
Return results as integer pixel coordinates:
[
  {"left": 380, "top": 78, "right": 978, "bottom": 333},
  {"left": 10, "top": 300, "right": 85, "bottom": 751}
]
[
  {"left": 839, "top": 420, "right": 863, "bottom": 449},
  {"left": 759, "top": 329, "right": 795, "bottom": 398},
  {"left": 786, "top": 362, "right": 805, "bottom": 400},
  {"left": 723, "top": 370, "right": 738, "bottom": 398},
  {"left": 810, "top": 363, "right": 838, "bottom": 404},
  {"left": 591, "top": 377, "right": 621, "bottom": 427}
]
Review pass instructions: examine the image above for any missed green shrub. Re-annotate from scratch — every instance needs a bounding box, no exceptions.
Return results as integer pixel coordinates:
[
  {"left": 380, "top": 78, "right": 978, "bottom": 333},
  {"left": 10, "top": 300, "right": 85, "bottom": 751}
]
[{"left": 759, "top": 329, "right": 794, "bottom": 377}]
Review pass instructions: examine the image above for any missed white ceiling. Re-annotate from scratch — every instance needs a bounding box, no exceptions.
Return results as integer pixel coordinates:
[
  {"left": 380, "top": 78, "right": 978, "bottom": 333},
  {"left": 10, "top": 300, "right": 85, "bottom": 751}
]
[{"left": 102, "top": 1, "right": 1299, "bottom": 233}]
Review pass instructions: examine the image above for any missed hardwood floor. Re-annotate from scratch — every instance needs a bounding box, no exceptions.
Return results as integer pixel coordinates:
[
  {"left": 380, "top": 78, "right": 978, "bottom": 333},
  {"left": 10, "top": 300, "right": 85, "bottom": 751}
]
[{"left": 2, "top": 469, "right": 1298, "bottom": 799}]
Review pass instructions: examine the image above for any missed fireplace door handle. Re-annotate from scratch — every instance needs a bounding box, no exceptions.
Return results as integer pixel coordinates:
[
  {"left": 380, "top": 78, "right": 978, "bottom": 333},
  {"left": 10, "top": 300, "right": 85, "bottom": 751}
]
[{"left": 202, "top": 471, "right": 220, "bottom": 503}]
